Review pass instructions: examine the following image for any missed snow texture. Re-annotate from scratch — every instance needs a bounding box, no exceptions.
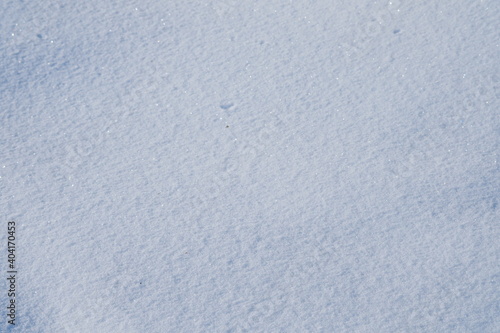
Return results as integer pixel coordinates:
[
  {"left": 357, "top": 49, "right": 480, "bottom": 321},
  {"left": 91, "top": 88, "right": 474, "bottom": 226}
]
[{"left": 1, "top": 0, "right": 499, "bottom": 332}]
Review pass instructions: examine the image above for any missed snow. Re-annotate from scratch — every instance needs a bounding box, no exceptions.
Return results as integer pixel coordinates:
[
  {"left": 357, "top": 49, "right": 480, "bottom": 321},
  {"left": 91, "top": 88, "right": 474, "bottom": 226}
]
[{"left": 1, "top": 0, "right": 498, "bottom": 332}]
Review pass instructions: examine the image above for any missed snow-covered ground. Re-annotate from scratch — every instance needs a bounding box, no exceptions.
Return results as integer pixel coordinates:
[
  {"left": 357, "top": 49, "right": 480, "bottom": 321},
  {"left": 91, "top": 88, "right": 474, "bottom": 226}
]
[{"left": 1, "top": 0, "right": 498, "bottom": 332}]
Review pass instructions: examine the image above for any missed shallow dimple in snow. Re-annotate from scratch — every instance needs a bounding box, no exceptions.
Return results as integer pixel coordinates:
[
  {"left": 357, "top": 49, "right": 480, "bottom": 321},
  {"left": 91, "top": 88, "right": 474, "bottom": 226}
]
[{"left": 219, "top": 101, "right": 234, "bottom": 110}]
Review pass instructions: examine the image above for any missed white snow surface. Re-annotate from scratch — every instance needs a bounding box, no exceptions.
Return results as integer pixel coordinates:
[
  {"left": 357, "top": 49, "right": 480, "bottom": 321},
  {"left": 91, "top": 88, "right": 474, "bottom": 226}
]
[{"left": 1, "top": 0, "right": 499, "bottom": 332}]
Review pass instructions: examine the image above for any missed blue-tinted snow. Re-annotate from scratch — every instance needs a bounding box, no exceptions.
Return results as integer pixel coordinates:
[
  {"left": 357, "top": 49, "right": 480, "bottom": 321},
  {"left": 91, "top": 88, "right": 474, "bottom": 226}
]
[{"left": 1, "top": 0, "right": 498, "bottom": 332}]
